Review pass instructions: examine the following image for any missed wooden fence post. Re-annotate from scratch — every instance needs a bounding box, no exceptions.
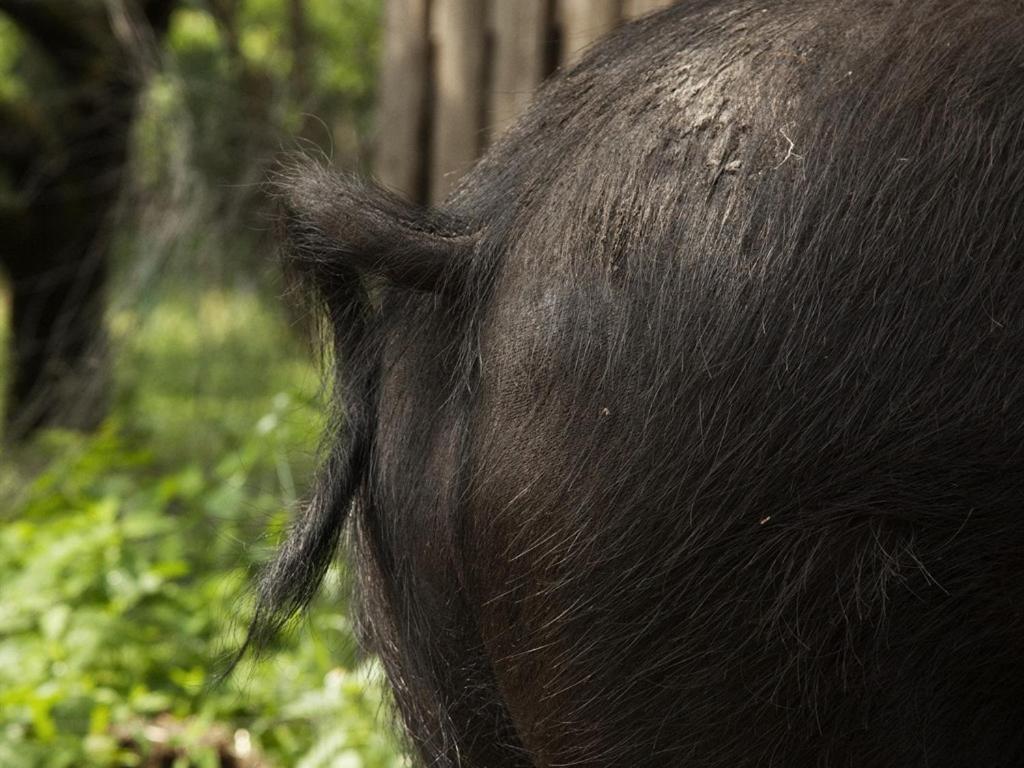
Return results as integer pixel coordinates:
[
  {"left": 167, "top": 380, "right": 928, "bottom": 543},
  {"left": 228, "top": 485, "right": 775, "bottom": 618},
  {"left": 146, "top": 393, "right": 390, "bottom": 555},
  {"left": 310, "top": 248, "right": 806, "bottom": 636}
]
[
  {"left": 376, "top": 0, "right": 430, "bottom": 200},
  {"left": 378, "top": 0, "right": 673, "bottom": 204},
  {"left": 489, "top": 0, "right": 547, "bottom": 139},
  {"left": 623, "top": 0, "right": 676, "bottom": 21},
  {"left": 558, "top": 0, "right": 619, "bottom": 67},
  {"left": 430, "top": 0, "right": 486, "bottom": 203}
]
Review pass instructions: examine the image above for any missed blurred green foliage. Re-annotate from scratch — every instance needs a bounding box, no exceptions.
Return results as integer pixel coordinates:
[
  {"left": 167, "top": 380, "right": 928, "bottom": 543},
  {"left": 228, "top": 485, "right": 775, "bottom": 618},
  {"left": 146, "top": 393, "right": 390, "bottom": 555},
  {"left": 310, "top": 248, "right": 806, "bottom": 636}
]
[
  {"left": 0, "top": 288, "right": 405, "bottom": 767},
  {"left": 0, "top": 15, "right": 24, "bottom": 101},
  {"left": 1, "top": 1, "right": 400, "bottom": 764}
]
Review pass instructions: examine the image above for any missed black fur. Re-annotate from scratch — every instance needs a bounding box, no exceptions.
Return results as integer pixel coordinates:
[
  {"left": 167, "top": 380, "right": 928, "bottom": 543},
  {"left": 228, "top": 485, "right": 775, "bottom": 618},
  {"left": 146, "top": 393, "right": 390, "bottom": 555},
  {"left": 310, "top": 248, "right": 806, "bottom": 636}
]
[{"left": 251, "top": 1, "right": 1024, "bottom": 765}]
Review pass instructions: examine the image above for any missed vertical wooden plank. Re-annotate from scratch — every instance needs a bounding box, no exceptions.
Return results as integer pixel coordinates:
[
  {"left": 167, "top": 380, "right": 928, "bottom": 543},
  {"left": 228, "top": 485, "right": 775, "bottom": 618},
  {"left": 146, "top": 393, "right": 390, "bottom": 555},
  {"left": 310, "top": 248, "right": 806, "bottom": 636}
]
[
  {"left": 558, "top": 0, "right": 619, "bottom": 67},
  {"left": 489, "top": 0, "right": 547, "bottom": 139},
  {"left": 430, "top": 0, "right": 486, "bottom": 204},
  {"left": 375, "top": 0, "right": 429, "bottom": 200},
  {"left": 623, "top": 0, "right": 676, "bottom": 21}
]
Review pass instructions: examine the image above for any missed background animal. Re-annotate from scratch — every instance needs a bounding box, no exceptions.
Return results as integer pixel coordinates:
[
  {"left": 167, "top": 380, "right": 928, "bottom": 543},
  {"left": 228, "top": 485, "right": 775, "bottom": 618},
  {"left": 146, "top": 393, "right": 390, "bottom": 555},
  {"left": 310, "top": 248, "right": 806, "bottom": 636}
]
[{"left": 253, "top": 1, "right": 1024, "bottom": 765}]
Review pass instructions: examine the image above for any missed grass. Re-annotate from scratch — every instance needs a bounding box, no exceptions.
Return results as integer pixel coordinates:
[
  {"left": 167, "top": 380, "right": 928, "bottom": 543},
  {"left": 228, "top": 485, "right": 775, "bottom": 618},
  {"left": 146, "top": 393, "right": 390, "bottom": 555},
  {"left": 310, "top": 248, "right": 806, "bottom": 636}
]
[{"left": 0, "top": 285, "right": 405, "bottom": 768}]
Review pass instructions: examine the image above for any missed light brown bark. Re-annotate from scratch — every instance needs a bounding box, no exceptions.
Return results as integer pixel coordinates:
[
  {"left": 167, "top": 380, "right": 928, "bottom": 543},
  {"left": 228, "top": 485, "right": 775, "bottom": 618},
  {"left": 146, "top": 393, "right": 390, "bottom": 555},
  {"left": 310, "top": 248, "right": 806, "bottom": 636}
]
[
  {"left": 558, "top": 0, "right": 619, "bottom": 67},
  {"left": 375, "top": 0, "right": 430, "bottom": 200},
  {"left": 488, "top": 0, "right": 547, "bottom": 139},
  {"left": 623, "top": 0, "right": 676, "bottom": 21},
  {"left": 429, "top": 0, "right": 486, "bottom": 203}
]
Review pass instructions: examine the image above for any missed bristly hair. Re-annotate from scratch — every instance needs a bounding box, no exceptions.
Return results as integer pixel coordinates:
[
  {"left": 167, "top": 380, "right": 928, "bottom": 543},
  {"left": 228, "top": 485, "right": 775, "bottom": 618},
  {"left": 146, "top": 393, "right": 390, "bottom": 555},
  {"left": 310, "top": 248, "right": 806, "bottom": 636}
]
[
  {"left": 239, "top": 1, "right": 1024, "bottom": 766},
  {"left": 233, "top": 156, "right": 477, "bottom": 665}
]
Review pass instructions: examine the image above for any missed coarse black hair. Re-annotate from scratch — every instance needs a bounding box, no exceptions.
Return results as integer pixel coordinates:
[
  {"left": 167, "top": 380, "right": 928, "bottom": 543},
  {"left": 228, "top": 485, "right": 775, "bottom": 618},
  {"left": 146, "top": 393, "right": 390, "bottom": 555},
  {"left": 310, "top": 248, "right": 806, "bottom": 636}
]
[{"left": 249, "top": 1, "right": 1024, "bottom": 765}]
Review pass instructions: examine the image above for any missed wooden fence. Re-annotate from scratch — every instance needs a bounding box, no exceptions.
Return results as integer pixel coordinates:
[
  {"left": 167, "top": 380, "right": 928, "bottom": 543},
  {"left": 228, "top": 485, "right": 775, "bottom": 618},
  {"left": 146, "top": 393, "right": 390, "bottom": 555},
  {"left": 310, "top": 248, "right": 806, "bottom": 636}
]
[{"left": 376, "top": 0, "right": 677, "bottom": 204}]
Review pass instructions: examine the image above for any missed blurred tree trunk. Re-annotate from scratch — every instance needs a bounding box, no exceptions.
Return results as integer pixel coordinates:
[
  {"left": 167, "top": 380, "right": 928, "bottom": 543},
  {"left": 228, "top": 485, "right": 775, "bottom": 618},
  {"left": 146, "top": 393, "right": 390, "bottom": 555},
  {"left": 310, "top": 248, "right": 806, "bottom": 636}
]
[
  {"left": 430, "top": 0, "right": 486, "bottom": 203},
  {"left": 208, "top": 0, "right": 240, "bottom": 58},
  {"left": 622, "top": 0, "right": 676, "bottom": 20},
  {"left": 288, "top": 0, "right": 311, "bottom": 111},
  {"left": 488, "top": 0, "right": 547, "bottom": 139},
  {"left": 207, "top": 0, "right": 274, "bottom": 215},
  {"left": 376, "top": 0, "right": 430, "bottom": 201},
  {"left": 558, "top": 0, "right": 619, "bottom": 66},
  {"left": 0, "top": 0, "right": 177, "bottom": 440},
  {"left": 289, "top": 0, "right": 325, "bottom": 148}
]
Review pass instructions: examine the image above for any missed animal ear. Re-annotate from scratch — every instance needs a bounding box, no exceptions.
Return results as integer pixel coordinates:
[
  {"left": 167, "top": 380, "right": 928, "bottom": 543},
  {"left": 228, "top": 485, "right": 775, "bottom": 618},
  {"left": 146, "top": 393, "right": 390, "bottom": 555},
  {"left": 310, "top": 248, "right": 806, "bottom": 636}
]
[{"left": 273, "top": 157, "right": 477, "bottom": 294}]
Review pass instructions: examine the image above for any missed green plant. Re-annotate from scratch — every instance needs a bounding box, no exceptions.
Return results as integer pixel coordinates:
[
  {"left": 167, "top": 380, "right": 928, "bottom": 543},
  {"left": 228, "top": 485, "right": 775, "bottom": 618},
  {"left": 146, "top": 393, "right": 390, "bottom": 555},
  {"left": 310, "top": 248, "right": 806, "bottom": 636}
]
[{"left": 0, "top": 288, "right": 404, "bottom": 768}]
